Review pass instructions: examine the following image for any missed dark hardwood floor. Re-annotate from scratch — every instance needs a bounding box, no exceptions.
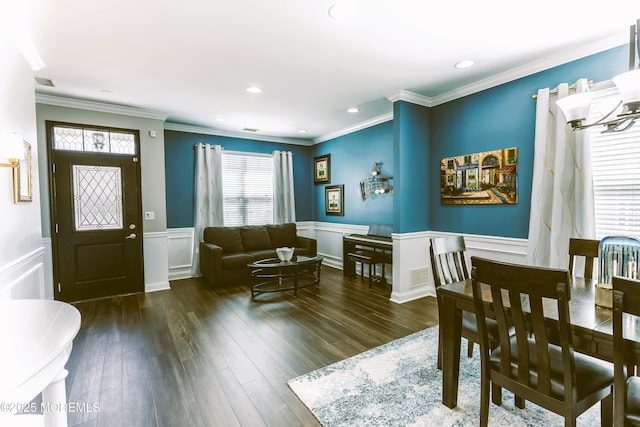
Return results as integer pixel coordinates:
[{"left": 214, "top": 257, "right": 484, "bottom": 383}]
[{"left": 63, "top": 266, "right": 439, "bottom": 427}]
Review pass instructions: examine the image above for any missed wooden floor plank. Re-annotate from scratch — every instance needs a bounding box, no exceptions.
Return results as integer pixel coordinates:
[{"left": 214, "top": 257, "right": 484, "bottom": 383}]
[{"left": 65, "top": 266, "right": 439, "bottom": 427}]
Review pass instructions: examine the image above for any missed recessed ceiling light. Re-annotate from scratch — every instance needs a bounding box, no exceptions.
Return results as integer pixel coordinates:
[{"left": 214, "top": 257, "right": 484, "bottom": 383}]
[
  {"left": 213, "top": 117, "right": 224, "bottom": 122},
  {"left": 328, "top": 3, "right": 352, "bottom": 21},
  {"left": 455, "top": 60, "right": 475, "bottom": 69},
  {"left": 299, "top": 129, "right": 308, "bottom": 134},
  {"left": 347, "top": 107, "right": 360, "bottom": 113},
  {"left": 246, "top": 86, "right": 262, "bottom": 94}
]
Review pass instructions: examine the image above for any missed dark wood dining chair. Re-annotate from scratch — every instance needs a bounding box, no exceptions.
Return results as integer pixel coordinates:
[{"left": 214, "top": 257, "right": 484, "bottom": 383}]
[
  {"left": 429, "top": 236, "right": 499, "bottom": 369},
  {"left": 568, "top": 237, "right": 600, "bottom": 279},
  {"left": 612, "top": 276, "right": 640, "bottom": 426},
  {"left": 471, "top": 256, "right": 613, "bottom": 427}
]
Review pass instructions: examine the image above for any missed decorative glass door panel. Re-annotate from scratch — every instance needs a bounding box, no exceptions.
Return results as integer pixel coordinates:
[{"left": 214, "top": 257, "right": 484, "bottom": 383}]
[{"left": 73, "top": 165, "right": 123, "bottom": 231}]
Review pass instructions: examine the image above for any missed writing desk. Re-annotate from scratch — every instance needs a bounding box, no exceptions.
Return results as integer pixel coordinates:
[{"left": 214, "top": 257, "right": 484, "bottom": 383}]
[{"left": 436, "top": 277, "right": 640, "bottom": 409}]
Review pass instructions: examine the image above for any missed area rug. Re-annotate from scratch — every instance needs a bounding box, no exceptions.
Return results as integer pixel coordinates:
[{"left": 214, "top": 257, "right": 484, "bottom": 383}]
[{"left": 287, "top": 326, "right": 601, "bottom": 426}]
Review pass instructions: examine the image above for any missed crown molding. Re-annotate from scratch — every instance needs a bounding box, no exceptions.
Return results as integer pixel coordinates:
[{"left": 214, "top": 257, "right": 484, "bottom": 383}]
[
  {"left": 164, "top": 122, "right": 314, "bottom": 146},
  {"left": 314, "top": 112, "right": 393, "bottom": 144},
  {"left": 386, "top": 90, "right": 433, "bottom": 107},
  {"left": 35, "top": 93, "right": 169, "bottom": 121},
  {"left": 430, "top": 35, "right": 626, "bottom": 106}
]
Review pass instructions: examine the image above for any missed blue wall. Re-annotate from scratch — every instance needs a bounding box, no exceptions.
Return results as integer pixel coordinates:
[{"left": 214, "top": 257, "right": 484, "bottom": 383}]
[
  {"left": 312, "top": 121, "right": 394, "bottom": 225},
  {"left": 393, "top": 101, "right": 430, "bottom": 233},
  {"left": 164, "top": 130, "right": 313, "bottom": 228},
  {"left": 164, "top": 44, "right": 630, "bottom": 237},
  {"left": 429, "top": 44, "right": 629, "bottom": 238}
]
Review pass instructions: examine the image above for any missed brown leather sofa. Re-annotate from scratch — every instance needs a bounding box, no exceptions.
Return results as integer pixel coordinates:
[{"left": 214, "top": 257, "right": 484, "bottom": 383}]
[{"left": 199, "top": 223, "right": 317, "bottom": 287}]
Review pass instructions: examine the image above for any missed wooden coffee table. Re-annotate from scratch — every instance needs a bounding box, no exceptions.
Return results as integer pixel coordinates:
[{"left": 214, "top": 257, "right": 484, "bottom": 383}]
[{"left": 248, "top": 255, "right": 323, "bottom": 298}]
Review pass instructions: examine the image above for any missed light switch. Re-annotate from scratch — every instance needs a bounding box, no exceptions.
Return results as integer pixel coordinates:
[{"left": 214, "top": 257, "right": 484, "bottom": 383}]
[{"left": 144, "top": 211, "right": 155, "bottom": 220}]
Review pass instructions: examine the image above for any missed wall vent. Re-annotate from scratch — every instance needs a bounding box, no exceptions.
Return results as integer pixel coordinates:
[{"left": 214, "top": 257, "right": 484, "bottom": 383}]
[
  {"left": 35, "top": 77, "right": 55, "bottom": 87},
  {"left": 243, "top": 127, "right": 258, "bottom": 132},
  {"left": 410, "top": 267, "right": 429, "bottom": 288}
]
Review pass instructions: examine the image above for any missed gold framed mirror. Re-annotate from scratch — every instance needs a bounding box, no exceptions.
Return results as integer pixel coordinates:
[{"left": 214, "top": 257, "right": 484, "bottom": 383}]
[{"left": 13, "top": 140, "right": 32, "bottom": 203}]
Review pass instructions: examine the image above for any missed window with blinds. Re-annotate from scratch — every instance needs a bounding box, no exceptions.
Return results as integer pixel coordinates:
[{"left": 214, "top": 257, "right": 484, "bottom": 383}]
[
  {"left": 590, "top": 86, "right": 640, "bottom": 239},
  {"left": 221, "top": 151, "right": 273, "bottom": 226}
]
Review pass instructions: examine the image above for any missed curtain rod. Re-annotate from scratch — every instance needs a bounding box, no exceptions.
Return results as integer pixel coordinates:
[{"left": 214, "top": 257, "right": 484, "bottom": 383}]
[
  {"left": 531, "top": 80, "right": 594, "bottom": 99},
  {"left": 193, "top": 144, "right": 223, "bottom": 149}
]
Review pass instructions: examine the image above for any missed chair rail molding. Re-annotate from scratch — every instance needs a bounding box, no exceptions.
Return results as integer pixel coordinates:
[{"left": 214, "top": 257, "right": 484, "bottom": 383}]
[{"left": 0, "top": 246, "right": 47, "bottom": 300}]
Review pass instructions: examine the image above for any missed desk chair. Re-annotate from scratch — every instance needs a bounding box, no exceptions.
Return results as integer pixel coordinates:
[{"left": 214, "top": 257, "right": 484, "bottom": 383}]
[
  {"left": 429, "top": 236, "right": 499, "bottom": 369},
  {"left": 472, "top": 256, "right": 613, "bottom": 427},
  {"left": 612, "top": 276, "right": 640, "bottom": 426},
  {"left": 568, "top": 238, "right": 600, "bottom": 279}
]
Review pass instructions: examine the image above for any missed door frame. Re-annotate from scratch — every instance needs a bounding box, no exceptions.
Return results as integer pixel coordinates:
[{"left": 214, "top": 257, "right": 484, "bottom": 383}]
[{"left": 46, "top": 120, "right": 144, "bottom": 301}]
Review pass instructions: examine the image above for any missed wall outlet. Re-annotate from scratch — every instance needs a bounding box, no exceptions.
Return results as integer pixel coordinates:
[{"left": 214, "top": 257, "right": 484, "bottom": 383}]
[{"left": 144, "top": 211, "right": 155, "bottom": 220}]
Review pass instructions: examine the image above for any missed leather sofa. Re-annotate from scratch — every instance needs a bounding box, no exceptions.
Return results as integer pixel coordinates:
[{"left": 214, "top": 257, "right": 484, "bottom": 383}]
[{"left": 199, "top": 223, "right": 317, "bottom": 287}]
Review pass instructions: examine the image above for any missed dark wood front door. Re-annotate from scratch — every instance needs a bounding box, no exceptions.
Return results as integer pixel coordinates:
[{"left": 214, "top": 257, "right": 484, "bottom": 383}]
[{"left": 48, "top": 122, "right": 143, "bottom": 302}]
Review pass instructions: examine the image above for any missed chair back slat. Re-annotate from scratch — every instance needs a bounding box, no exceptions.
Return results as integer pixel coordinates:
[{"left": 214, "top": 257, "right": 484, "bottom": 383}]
[
  {"left": 612, "top": 276, "right": 640, "bottom": 426},
  {"left": 568, "top": 238, "right": 600, "bottom": 279},
  {"left": 471, "top": 256, "right": 573, "bottom": 398},
  {"left": 429, "top": 236, "right": 469, "bottom": 287}
]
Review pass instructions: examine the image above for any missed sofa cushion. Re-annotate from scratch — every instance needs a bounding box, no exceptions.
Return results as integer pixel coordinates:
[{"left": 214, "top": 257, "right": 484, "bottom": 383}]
[
  {"left": 203, "top": 227, "right": 244, "bottom": 254},
  {"left": 267, "top": 223, "right": 297, "bottom": 248},
  {"left": 240, "top": 226, "right": 272, "bottom": 251},
  {"left": 222, "top": 253, "right": 253, "bottom": 270},
  {"left": 245, "top": 249, "right": 276, "bottom": 260}
]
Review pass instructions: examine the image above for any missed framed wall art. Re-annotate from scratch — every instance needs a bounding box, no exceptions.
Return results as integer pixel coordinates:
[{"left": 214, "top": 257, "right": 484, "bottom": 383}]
[
  {"left": 440, "top": 147, "right": 517, "bottom": 205},
  {"left": 314, "top": 154, "right": 331, "bottom": 185},
  {"left": 13, "top": 140, "right": 32, "bottom": 203},
  {"left": 325, "top": 184, "right": 344, "bottom": 216}
]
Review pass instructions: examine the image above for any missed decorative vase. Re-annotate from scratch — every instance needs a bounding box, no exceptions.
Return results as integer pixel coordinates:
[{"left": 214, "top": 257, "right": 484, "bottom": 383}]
[{"left": 276, "top": 247, "right": 294, "bottom": 262}]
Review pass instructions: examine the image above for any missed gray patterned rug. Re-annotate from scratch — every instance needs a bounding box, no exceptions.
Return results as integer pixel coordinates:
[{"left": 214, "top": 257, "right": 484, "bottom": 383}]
[{"left": 287, "top": 326, "right": 601, "bottom": 426}]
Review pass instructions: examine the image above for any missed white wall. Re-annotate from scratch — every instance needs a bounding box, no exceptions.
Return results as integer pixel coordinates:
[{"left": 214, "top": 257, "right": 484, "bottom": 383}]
[{"left": 0, "top": 27, "right": 47, "bottom": 299}]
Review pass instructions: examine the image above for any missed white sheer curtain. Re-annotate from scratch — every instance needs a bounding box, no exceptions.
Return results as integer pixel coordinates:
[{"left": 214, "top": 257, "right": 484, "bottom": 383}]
[
  {"left": 191, "top": 144, "right": 224, "bottom": 276},
  {"left": 273, "top": 150, "right": 296, "bottom": 224},
  {"left": 526, "top": 79, "right": 595, "bottom": 268}
]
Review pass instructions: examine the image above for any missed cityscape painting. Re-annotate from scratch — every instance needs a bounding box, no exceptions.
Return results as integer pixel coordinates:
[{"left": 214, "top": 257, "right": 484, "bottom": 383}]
[{"left": 440, "top": 147, "right": 517, "bottom": 205}]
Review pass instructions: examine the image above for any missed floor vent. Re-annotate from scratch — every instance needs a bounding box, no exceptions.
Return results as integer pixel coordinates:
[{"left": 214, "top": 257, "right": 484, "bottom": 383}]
[{"left": 410, "top": 267, "right": 429, "bottom": 288}]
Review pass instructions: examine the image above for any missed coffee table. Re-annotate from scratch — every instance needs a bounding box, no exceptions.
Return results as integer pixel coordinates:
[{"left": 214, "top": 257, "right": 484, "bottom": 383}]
[{"left": 248, "top": 255, "right": 323, "bottom": 298}]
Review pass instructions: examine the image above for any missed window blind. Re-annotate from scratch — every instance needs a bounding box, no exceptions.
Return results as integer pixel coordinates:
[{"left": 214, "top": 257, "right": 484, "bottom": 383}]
[
  {"left": 221, "top": 151, "right": 273, "bottom": 226},
  {"left": 590, "top": 86, "right": 640, "bottom": 239}
]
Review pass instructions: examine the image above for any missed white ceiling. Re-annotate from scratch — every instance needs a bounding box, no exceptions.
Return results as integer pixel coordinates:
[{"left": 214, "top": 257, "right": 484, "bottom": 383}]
[{"left": 10, "top": 1, "right": 640, "bottom": 142}]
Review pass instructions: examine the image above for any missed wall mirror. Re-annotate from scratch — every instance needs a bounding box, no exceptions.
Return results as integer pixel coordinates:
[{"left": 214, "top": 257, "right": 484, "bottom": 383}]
[{"left": 13, "top": 140, "right": 32, "bottom": 203}]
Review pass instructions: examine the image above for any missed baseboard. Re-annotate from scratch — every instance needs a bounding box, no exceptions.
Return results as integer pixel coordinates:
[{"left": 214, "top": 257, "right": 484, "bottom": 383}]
[
  {"left": 390, "top": 286, "right": 433, "bottom": 304},
  {"left": 145, "top": 280, "right": 171, "bottom": 293}
]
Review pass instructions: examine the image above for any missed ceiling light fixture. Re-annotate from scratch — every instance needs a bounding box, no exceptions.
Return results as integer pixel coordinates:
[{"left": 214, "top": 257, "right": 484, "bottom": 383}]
[
  {"left": 328, "top": 3, "right": 352, "bottom": 21},
  {"left": 299, "top": 129, "right": 308, "bottom": 134},
  {"left": 556, "top": 18, "right": 640, "bottom": 133},
  {"left": 246, "top": 86, "right": 262, "bottom": 94},
  {"left": 213, "top": 117, "right": 224, "bottom": 122},
  {"left": 347, "top": 107, "right": 360, "bottom": 113},
  {"left": 455, "top": 60, "right": 475, "bottom": 69}
]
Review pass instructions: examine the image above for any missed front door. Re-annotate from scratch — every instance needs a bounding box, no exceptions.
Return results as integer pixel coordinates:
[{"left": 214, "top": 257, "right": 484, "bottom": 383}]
[{"left": 47, "top": 122, "right": 144, "bottom": 302}]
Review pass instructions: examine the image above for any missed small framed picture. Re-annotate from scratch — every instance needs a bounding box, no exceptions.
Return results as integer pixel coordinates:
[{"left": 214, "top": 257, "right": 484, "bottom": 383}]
[
  {"left": 325, "top": 184, "right": 344, "bottom": 216},
  {"left": 314, "top": 154, "right": 331, "bottom": 185}
]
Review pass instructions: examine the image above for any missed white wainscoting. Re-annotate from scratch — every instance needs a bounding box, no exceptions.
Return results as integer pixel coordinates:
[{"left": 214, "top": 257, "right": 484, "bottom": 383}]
[
  {"left": 399, "top": 231, "right": 528, "bottom": 304},
  {"left": 165, "top": 222, "right": 528, "bottom": 304},
  {"left": 168, "top": 227, "right": 195, "bottom": 281},
  {"left": 0, "top": 247, "right": 47, "bottom": 300},
  {"left": 143, "top": 231, "right": 171, "bottom": 292}
]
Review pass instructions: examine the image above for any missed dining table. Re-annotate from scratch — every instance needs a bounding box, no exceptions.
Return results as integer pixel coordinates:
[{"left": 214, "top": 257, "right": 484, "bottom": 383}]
[{"left": 436, "top": 276, "right": 640, "bottom": 409}]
